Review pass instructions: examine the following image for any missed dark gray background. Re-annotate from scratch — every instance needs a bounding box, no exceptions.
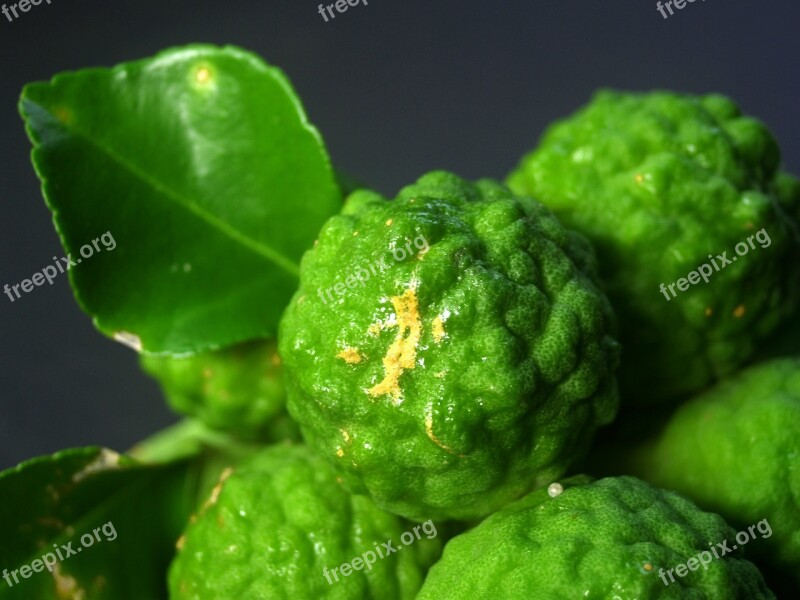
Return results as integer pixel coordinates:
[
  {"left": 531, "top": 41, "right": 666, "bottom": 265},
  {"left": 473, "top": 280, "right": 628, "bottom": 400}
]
[{"left": 1, "top": 0, "right": 798, "bottom": 469}]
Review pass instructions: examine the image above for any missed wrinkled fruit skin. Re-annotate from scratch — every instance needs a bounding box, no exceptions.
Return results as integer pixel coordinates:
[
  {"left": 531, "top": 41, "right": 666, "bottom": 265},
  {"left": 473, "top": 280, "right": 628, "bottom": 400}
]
[
  {"left": 168, "top": 445, "right": 441, "bottom": 599},
  {"left": 418, "top": 476, "right": 775, "bottom": 600},
  {"left": 627, "top": 358, "right": 800, "bottom": 590},
  {"left": 279, "top": 171, "right": 619, "bottom": 521},
  {"left": 142, "top": 339, "right": 289, "bottom": 440},
  {"left": 507, "top": 90, "right": 800, "bottom": 403}
]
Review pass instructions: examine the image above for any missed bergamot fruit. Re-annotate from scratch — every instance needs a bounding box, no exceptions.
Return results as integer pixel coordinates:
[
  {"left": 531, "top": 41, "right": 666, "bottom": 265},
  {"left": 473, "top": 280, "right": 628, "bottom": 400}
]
[
  {"left": 278, "top": 171, "right": 619, "bottom": 521},
  {"left": 418, "top": 476, "right": 775, "bottom": 599},
  {"left": 168, "top": 444, "right": 441, "bottom": 599},
  {"left": 142, "top": 339, "right": 289, "bottom": 440},
  {"left": 623, "top": 357, "right": 800, "bottom": 591},
  {"left": 507, "top": 90, "right": 800, "bottom": 403}
]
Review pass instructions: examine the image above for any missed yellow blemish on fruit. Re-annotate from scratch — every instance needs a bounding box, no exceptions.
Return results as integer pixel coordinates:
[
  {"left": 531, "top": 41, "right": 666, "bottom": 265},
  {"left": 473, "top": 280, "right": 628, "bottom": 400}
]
[
  {"left": 424, "top": 403, "right": 461, "bottom": 456},
  {"left": 176, "top": 534, "right": 186, "bottom": 551},
  {"left": 431, "top": 316, "right": 445, "bottom": 342},
  {"left": 643, "top": 563, "right": 653, "bottom": 572},
  {"left": 433, "top": 370, "right": 447, "bottom": 378},
  {"left": 385, "top": 219, "right": 393, "bottom": 226},
  {"left": 337, "top": 347, "right": 363, "bottom": 364},
  {"left": 635, "top": 173, "right": 644, "bottom": 184},
  {"left": 353, "top": 231, "right": 359, "bottom": 236},
  {"left": 733, "top": 305, "right": 746, "bottom": 318},
  {"left": 341, "top": 429, "right": 351, "bottom": 443},
  {"left": 367, "top": 322, "right": 383, "bottom": 336},
  {"left": 336, "top": 448, "right": 344, "bottom": 457},
  {"left": 200, "top": 467, "right": 234, "bottom": 515},
  {"left": 704, "top": 307, "right": 713, "bottom": 317},
  {"left": 270, "top": 353, "right": 281, "bottom": 367},
  {"left": 368, "top": 288, "right": 422, "bottom": 403},
  {"left": 432, "top": 313, "right": 448, "bottom": 343}
]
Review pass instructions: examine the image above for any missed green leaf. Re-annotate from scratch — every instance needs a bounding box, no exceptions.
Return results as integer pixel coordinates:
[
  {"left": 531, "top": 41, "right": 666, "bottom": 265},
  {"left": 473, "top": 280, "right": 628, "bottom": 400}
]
[
  {"left": 0, "top": 447, "right": 195, "bottom": 599},
  {"left": 19, "top": 45, "right": 341, "bottom": 354}
]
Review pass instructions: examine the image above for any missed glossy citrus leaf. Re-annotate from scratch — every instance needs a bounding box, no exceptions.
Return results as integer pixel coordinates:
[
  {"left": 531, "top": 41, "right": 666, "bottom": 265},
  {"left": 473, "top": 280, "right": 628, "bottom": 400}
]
[
  {"left": 19, "top": 45, "right": 341, "bottom": 354},
  {"left": 0, "top": 447, "right": 195, "bottom": 599}
]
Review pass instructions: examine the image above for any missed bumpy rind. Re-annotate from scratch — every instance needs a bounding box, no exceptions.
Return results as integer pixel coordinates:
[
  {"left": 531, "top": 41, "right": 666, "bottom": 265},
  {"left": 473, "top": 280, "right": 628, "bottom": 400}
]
[
  {"left": 507, "top": 90, "right": 800, "bottom": 403},
  {"left": 168, "top": 445, "right": 440, "bottom": 599},
  {"left": 279, "top": 171, "right": 619, "bottom": 521},
  {"left": 634, "top": 358, "right": 800, "bottom": 588},
  {"left": 418, "top": 476, "right": 775, "bottom": 600},
  {"left": 142, "top": 339, "right": 288, "bottom": 440}
]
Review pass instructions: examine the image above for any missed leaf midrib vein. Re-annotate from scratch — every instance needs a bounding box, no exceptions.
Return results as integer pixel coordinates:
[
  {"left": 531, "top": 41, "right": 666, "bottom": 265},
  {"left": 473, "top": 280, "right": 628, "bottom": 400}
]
[{"left": 49, "top": 109, "right": 300, "bottom": 278}]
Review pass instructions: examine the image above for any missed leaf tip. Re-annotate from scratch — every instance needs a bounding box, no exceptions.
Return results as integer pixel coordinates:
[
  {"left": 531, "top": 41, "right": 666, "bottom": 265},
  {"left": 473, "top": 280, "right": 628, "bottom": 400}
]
[{"left": 113, "top": 331, "right": 143, "bottom": 353}]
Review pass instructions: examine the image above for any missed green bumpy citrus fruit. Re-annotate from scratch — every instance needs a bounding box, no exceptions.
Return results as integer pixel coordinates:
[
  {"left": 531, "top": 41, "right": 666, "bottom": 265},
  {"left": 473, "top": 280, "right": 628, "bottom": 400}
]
[
  {"left": 625, "top": 358, "right": 800, "bottom": 591},
  {"left": 279, "top": 171, "right": 620, "bottom": 521},
  {"left": 418, "top": 476, "right": 775, "bottom": 599},
  {"left": 507, "top": 90, "right": 800, "bottom": 403},
  {"left": 168, "top": 444, "right": 441, "bottom": 599},
  {"left": 142, "top": 339, "right": 290, "bottom": 440}
]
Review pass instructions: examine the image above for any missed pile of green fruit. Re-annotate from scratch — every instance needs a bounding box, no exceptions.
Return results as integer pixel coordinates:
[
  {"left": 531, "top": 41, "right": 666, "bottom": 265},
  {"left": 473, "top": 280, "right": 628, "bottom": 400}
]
[{"left": 3, "top": 45, "right": 799, "bottom": 599}]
